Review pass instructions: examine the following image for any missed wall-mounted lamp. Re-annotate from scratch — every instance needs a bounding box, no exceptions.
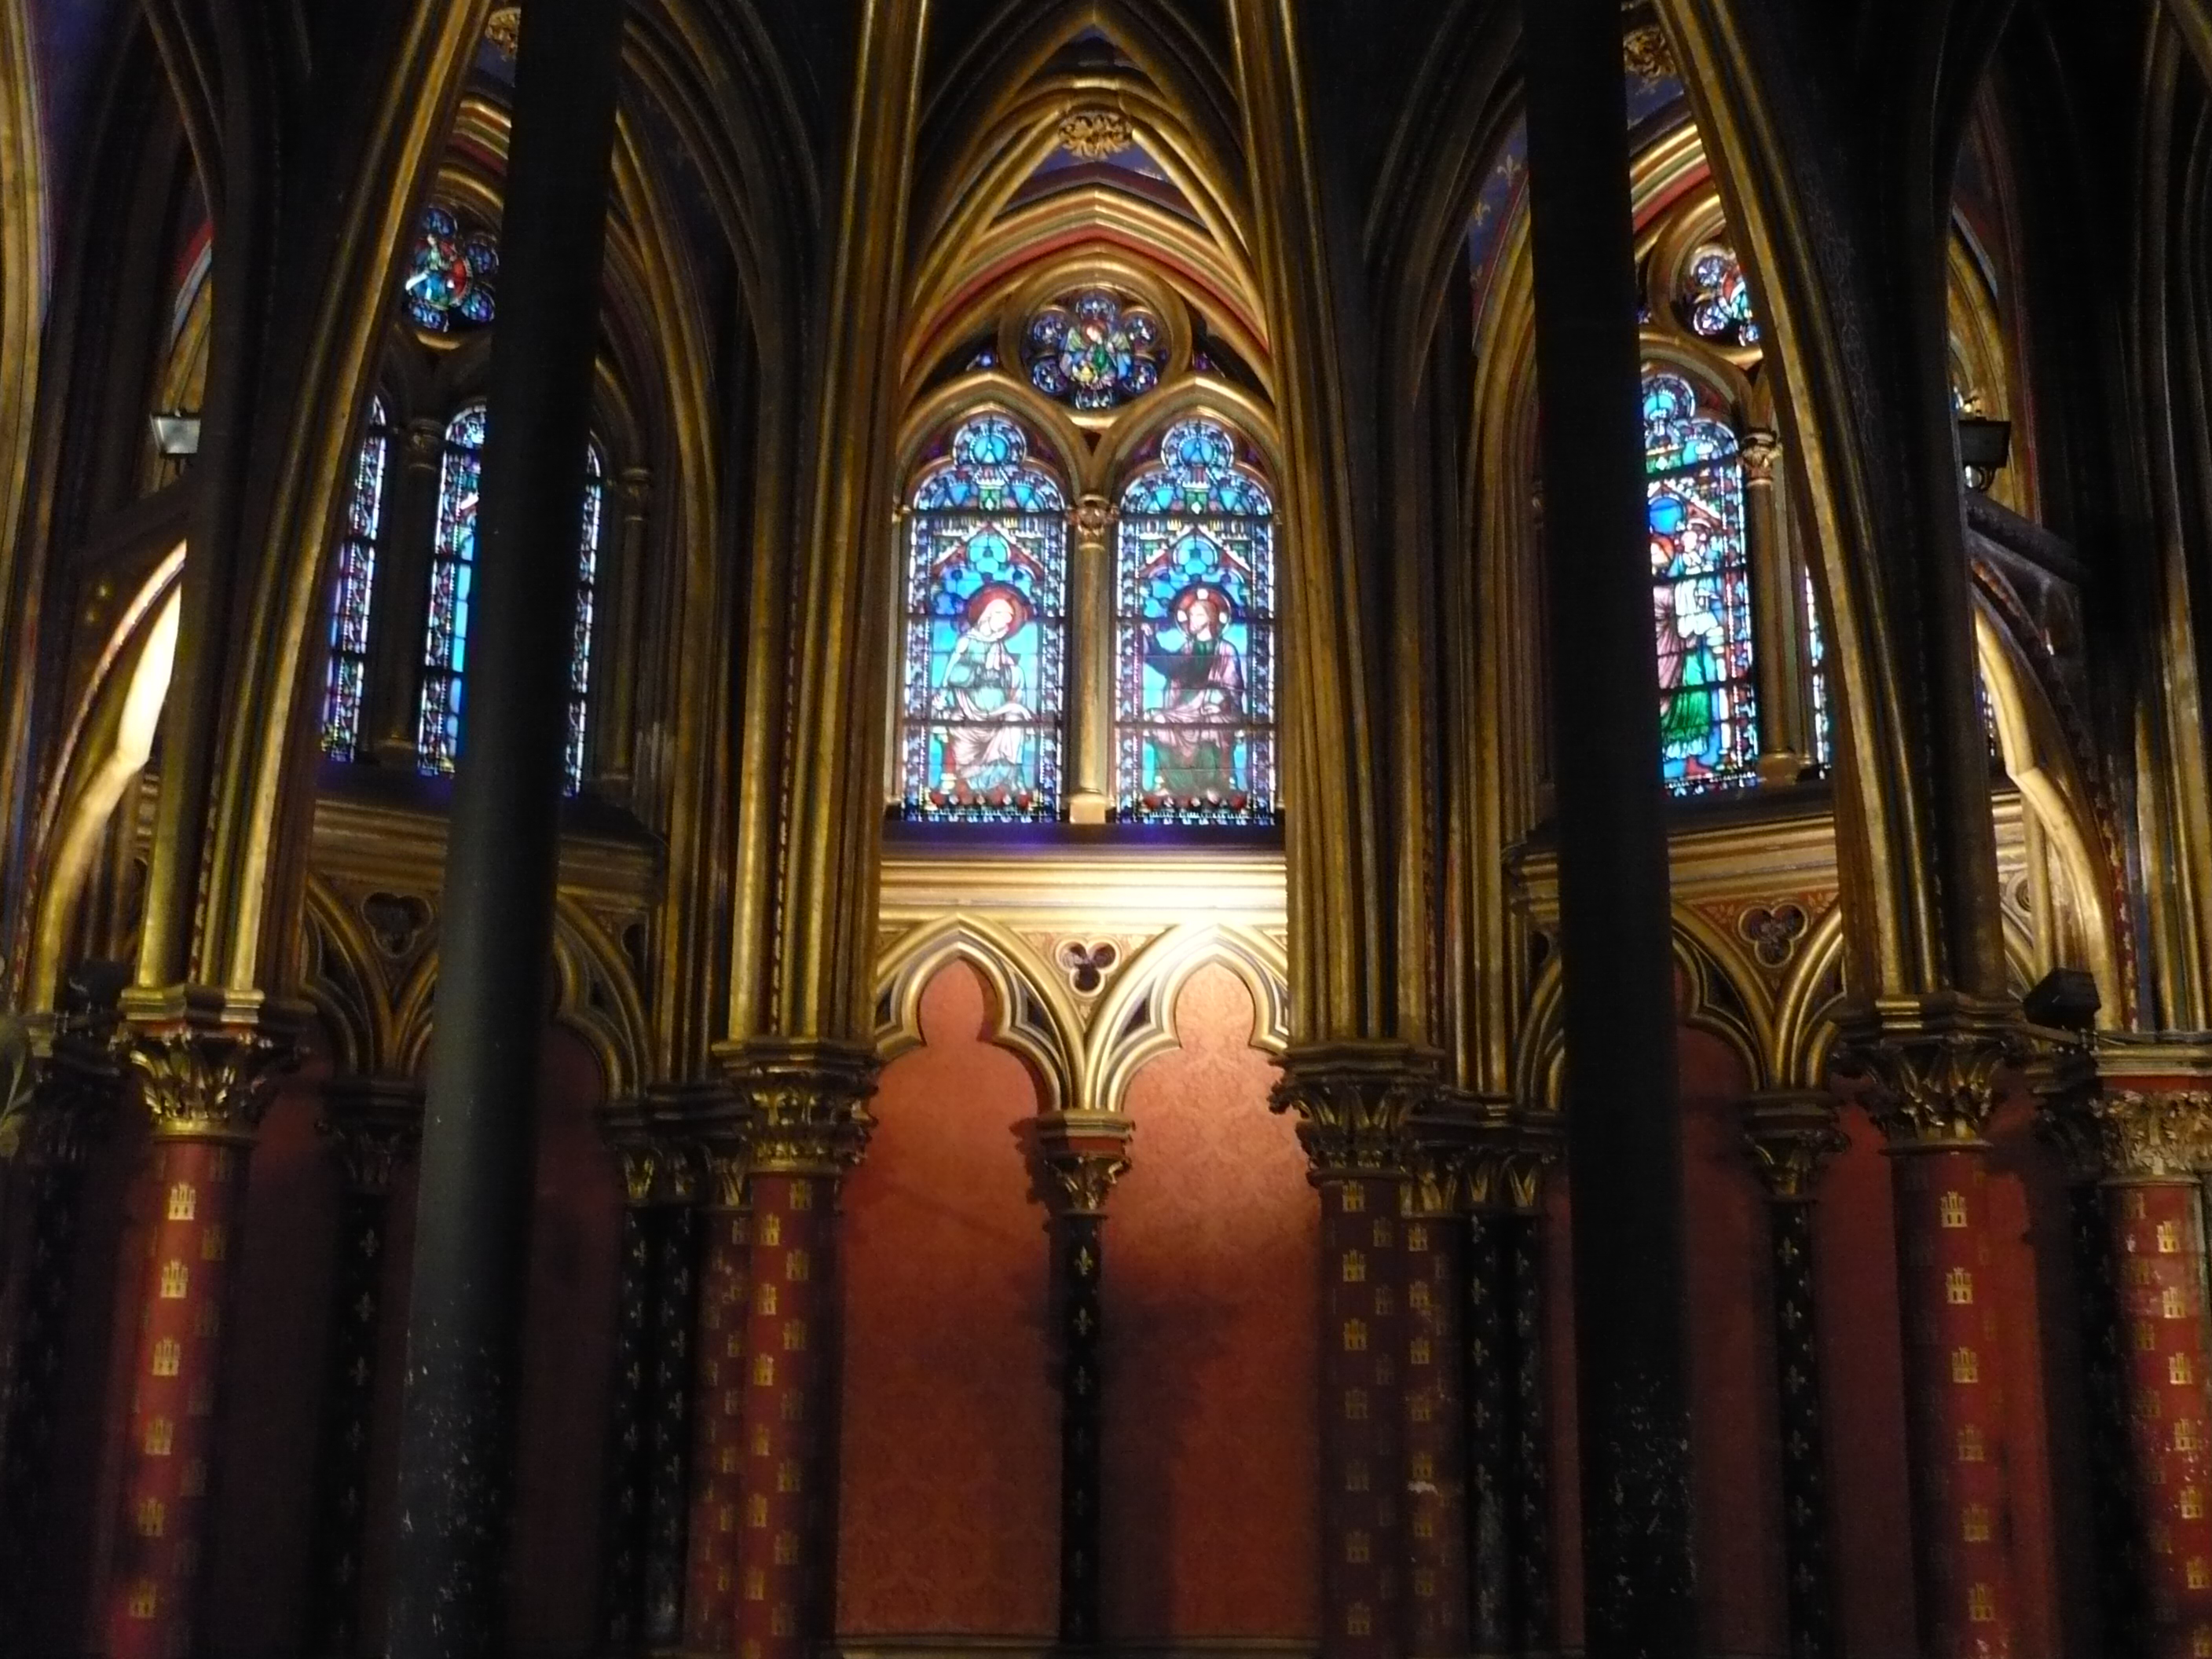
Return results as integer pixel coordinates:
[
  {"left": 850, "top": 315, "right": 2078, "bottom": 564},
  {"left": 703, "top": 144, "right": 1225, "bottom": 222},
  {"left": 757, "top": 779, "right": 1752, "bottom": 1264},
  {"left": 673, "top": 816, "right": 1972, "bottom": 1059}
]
[
  {"left": 1956, "top": 416, "right": 2011, "bottom": 491},
  {"left": 148, "top": 411, "right": 201, "bottom": 458}
]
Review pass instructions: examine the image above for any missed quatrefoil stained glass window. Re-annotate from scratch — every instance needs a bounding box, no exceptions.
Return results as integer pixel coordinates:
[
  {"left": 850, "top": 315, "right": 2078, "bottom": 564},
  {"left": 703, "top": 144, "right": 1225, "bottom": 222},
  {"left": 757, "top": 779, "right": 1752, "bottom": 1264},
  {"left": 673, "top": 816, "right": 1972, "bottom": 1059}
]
[
  {"left": 1024, "top": 290, "right": 1164, "bottom": 412},
  {"left": 403, "top": 205, "right": 500, "bottom": 334},
  {"left": 1680, "top": 243, "right": 1757, "bottom": 347}
]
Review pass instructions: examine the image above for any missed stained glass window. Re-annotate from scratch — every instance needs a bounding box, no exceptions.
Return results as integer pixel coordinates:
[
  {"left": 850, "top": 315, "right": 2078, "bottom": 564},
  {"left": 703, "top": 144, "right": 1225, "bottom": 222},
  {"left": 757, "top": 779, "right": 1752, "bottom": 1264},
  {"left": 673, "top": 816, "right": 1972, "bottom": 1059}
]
[
  {"left": 568, "top": 446, "right": 606, "bottom": 793},
  {"left": 416, "top": 403, "right": 485, "bottom": 775},
  {"left": 402, "top": 205, "right": 499, "bottom": 334},
  {"left": 1682, "top": 243, "right": 1758, "bottom": 347},
  {"left": 1804, "top": 567, "right": 1833, "bottom": 771},
  {"left": 897, "top": 413, "right": 1069, "bottom": 819},
  {"left": 1645, "top": 371, "right": 1759, "bottom": 793},
  {"left": 1024, "top": 290, "right": 1164, "bottom": 412},
  {"left": 320, "top": 396, "right": 390, "bottom": 760},
  {"left": 1115, "top": 417, "right": 1276, "bottom": 822},
  {"left": 416, "top": 402, "right": 601, "bottom": 794}
]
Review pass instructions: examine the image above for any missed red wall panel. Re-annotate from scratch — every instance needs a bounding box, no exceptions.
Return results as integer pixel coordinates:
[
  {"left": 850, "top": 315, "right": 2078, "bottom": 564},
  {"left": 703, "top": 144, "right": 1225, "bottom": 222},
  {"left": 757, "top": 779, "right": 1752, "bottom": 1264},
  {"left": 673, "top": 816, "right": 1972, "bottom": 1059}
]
[
  {"left": 506, "top": 1026, "right": 623, "bottom": 1657},
  {"left": 837, "top": 961, "right": 1060, "bottom": 1638},
  {"left": 1102, "top": 964, "right": 1320, "bottom": 1641}
]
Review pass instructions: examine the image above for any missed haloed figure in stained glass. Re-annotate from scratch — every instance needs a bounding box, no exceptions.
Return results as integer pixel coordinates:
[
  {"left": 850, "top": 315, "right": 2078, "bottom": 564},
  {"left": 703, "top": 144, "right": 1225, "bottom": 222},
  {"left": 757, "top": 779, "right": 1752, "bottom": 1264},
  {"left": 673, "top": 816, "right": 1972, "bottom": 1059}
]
[
  {"left": 937, "top": 582, "right": 1039, "bottom": 800},
  {"left": 899, "top": 414, "right": 1068, "bottom": 820},
  {"left": 1145, "top": 583, "right": 1244, "bottom": 802},
  {"left": 1643, "top": 370, "right": 1758, "bottom": 793}
]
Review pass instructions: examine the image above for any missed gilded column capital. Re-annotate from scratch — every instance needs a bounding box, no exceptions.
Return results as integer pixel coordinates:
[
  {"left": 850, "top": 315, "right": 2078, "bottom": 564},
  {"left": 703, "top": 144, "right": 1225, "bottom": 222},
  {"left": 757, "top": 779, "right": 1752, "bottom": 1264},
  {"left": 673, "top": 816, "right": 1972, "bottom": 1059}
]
[
  {"left": 1074, "top": 493, "right": 1111, "bottom": 546},
  {"left": 1836, "top": 998, "right": 2023, "bottom": 1147},
  {"left": 319, "top": 1077, "right": 423, "bottom": 1196},
  {"left": 713, "top": 1039, "right": 877, "bottom": 1176},
  {"left": 1738, "top": 427, "right": 1782, "bottom": 485},
  {"left": 1269, "top": 1042, "right": 1445, "bottom": 1177},
  {"left": 1035, "top": 1109, "right": 1133, "bottom": 1217},
  {"left": 118, "top": 986, "right": 303, "bottom": 1143},
  {"left": 5, "top": 996, "right": 126, "bottom": 1167},
  {"left": 2037, "top": 1069, "right": 2212, "bottom": 1183},
  {"left": 401, "top": 416, "right": 445, "bottom": 468},
  {"left": 1740, "top": 1090, "right": 1847, "bottom": 1200}
]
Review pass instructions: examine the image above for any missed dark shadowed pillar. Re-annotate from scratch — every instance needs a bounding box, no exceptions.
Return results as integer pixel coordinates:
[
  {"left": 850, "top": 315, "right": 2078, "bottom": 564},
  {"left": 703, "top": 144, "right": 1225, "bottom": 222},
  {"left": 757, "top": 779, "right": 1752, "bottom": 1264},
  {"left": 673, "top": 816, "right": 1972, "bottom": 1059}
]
[
  {"left": 683, "top": 1120, "right": 749, "bottom": 1654},
  {"left": 1520, "top": 0, "right": 1698, "bottom": 1648},
  {"left": 1402, "top": 1140, "right": 1470, "bottom": 1658},
  {"left": 306, "top": 1078, "right": 421, "bottom": 1657},
  {"left": 0, "top": 1006, "right": 120, "bottom": 1646},
  {"left": 1036, "top": 1109, "right": 1133, "bottom": 1647},
  {"left": 383, "top": 0, "right": 624, "bottom": 1650},
  {"left": 1741, "top": 1091, "right": 1847, "bottom": 1659}
]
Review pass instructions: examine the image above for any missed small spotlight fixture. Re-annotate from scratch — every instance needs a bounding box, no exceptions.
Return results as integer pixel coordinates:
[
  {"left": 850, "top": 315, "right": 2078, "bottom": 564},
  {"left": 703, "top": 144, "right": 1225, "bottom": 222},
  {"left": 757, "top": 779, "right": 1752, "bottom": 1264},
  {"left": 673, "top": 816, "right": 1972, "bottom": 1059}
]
[
  {"left": 1956, "top": 416, "right": 2011, "bottom": 492},
  {"left": 149, "top": 411, "right": 202, "bottom": 458}
]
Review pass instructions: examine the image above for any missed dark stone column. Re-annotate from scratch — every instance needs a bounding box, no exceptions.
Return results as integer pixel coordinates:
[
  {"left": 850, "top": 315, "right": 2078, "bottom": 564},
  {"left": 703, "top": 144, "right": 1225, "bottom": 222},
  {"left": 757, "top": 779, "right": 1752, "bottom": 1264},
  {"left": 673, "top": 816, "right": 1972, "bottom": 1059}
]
[
  {"left": 1402, "top": 1144, "right": 1470, "bottom": 1658},
  {"left": 683, "top": 1125, "right": 749, "bottom": 1656},
  {"left": 383, "top": 0, "right": 625, "bottom": 1650},
  {"left": 1036, "top": 1109, "right": 1133, "bottom": 1647},
  {"left": 0, "top": 1007, "right": 121, "bottom": 1646},
  {"left": 1520, "top": 0, "right": 1697, "bottom": 1646},
  {"left": 1463, "top": 1200, "right": 1512, "bottom": 1657},
  {"left": 596, "top": 1109, "right": 705, "bottom": 1653},
  {"left": 305, "top": 1079, "right": 420, "bottom": 1657},
  {"left": 1741, "top": 1091, "right": 1848, "bottom": 1659}
]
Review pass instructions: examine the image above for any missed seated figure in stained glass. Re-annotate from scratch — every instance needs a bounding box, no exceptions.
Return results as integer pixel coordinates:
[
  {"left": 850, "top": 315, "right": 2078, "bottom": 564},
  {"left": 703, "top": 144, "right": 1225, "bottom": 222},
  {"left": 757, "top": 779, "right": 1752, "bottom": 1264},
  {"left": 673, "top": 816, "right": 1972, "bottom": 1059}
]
[
  {"left": 936, "top": 582, "right": 1038, "bottom": 800},
  {"left": 899, "top": 414, "right": 1068, "bottom": 820},
  {"left": 1144, "top": 583, "right": 1245, "bottom": 802}
]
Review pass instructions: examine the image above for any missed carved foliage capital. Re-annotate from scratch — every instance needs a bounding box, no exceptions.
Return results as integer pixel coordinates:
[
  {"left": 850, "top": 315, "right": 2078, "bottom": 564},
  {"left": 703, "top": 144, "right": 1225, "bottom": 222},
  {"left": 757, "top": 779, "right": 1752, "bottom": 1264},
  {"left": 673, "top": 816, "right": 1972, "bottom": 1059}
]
[
  {"left": 1036, "top": 1109, "right": 1133, "bottom": 1217},
  {"left": 119, "top": 988, "right": 302, "bottom": 1143},
  {"left": 319, "top": 1078, "right": 423, "bottom": 1195},
  {"left": 1838, "top": 1005, "right": 2022, "bottom": 1146},
  {"left": 2042, "top": 1088, "right": 2212, "bottom": 1183},
  {"left": 716, "top": 1041, "right": 877, "bottom": 1175},
  {"left": 1740, "top": 1091, "right": 1847, "bottom": 1199},
  {"left": 1269, "top": 1044, "right": 1443, "bottom": 1177}
]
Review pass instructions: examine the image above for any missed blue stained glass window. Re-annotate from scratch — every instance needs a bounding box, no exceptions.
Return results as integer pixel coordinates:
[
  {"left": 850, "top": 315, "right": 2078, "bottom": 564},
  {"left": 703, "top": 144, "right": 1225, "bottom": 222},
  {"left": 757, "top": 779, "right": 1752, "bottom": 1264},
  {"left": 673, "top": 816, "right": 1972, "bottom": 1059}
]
[
  {"left": 1114, "top": 417, "right": 1276, "bottom": 822},
  {"left": 1645, "top": 372, "right": 1759, "bottom": 794},
  {"left": 402, "top": 205, "right": 499, "bottom": 334},
  {"left": 1024, "top": 290, "right": 1164, "bottom": 412},
  {"left": 1683, "top": 244, "right": 1758, "bottom": 347},
  {"left": 1804, "top": 567, "right": 1833, "bottom": 771},
  {"left": 416, "top": 403, "right": 600, "bottom": 794},
  {"left": 898, "top": 414, "right": 1069, "bottom": 819},
  {"left": 321, "top": 395, "right": 390, "bottom": 760},
  {"left": 567, "top": 446, "right": 606, "bottom": 793},
  {"left": 416, "top": 403, "right": 485, "bottom": 776}
]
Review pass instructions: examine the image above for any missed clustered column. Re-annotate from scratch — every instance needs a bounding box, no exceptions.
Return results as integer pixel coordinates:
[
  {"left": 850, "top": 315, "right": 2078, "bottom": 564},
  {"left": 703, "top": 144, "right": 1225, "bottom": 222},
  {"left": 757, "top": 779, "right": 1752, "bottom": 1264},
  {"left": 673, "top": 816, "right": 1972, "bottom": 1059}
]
[
  {"left": 721, "top": 1044, "right": 874, "bottom": 1659},
  {"left": 683, "top": 1115, "right": 750, "bottom": 1654},
  {"left": 104, "top": 991, "right": 295, "bottom": 1659},
  {"left": 1462, "top": 1111, "right": 1559, "bottom": 1658},
  {"left": 0, "top": 1002, "right": 122, "bottom": 1643},
  {"left": 1741, "top": 1090, "right": 1848, "bottom": 1659},
  {"left": 1851, "top": 1013, "right": 2024, "bottom": 1657},
  {"left": 598, "top": 1108, "right": 706, "bottom": 1652},
  {"left": 2042, "top": 1069, "right": 2212, "bottom": 1658},
  {"left": 1402, "top": 1128, "right": 1470, "bottom": 1658},
  {"left": 1273, "top": 1046, "right": 1438, "bottom": 1658},
  {"left": 304, "top": 1078, "right": 421, "bottom": 1656},
  {"left": 1036, "top": 1108, "right": 1133, "bottom": 1646}
]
